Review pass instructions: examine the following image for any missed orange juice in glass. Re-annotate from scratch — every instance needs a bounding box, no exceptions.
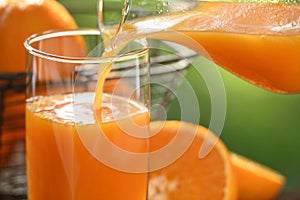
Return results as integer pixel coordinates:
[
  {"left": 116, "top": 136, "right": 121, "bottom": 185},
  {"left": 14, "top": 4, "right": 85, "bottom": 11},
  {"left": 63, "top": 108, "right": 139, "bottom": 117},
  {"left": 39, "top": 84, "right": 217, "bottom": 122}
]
[{"left": 24, "top": 29, "right": 150, "bottom": 200}]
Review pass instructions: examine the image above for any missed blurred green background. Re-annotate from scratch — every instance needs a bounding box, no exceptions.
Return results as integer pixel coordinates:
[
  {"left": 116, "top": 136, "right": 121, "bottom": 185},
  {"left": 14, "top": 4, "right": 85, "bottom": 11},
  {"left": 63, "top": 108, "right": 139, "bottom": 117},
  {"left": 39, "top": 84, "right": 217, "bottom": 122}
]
[{"left": 58, "top": 0, "right": 300, "bottom": 192}]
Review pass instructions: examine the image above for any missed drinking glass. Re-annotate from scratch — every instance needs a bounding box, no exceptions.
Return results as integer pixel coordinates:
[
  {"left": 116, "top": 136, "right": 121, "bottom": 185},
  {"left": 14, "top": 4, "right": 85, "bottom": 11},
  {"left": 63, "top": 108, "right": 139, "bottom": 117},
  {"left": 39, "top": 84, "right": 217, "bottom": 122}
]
[
  {"left": 24, "top": 29, "right": 150, "bottom": 200},
  {"left": 99, "top": 0, "right": 300, "bottom": 93}
]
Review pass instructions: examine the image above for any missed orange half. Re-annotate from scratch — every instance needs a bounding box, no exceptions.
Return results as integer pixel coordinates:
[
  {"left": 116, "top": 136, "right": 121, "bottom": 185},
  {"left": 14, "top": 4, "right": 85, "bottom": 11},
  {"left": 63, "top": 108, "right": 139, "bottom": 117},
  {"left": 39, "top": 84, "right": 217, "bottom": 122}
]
[
  {"left": 148, "top": 121, "right": 237, "bottom": 200},
  {"left": 231, "top": 153, "right": 286, "bottom": 200}
]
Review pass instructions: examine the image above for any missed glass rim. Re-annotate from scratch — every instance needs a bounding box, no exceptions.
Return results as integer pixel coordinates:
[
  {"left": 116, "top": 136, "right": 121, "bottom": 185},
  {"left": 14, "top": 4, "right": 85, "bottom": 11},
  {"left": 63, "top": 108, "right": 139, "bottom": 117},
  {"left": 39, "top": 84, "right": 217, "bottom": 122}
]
[{"left": 24, "top": 28, "right": 150, "bottom": 64}]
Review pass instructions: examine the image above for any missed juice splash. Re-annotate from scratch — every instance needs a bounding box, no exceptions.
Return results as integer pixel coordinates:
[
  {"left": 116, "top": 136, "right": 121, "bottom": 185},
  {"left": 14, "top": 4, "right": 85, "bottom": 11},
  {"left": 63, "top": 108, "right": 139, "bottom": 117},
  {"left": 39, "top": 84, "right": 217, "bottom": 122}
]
[
  {"left": 108, "top": 2, "right": 300, "bottom": 93},
  {"left": 26, "top": 92, "right": 149, "bottom": 200}
]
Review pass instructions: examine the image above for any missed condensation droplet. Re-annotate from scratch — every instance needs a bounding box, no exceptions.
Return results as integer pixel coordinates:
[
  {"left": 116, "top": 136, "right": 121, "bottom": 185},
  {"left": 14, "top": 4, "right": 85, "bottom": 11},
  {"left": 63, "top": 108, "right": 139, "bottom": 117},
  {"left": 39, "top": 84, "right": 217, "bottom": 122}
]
[{"left": 156, "top": 0, "right": 170, "bottom": 14}]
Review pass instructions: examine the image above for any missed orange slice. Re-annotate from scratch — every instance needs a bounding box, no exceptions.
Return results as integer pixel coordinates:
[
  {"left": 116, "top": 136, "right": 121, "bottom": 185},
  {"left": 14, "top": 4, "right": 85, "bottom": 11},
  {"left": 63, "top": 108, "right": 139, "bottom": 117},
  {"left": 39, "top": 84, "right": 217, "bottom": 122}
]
[
  {"left": 148, "top": 120, "right": 237, "bottom": 200},
  {"left": 231, "top": 153, "right": 286, "bottom": 200}
]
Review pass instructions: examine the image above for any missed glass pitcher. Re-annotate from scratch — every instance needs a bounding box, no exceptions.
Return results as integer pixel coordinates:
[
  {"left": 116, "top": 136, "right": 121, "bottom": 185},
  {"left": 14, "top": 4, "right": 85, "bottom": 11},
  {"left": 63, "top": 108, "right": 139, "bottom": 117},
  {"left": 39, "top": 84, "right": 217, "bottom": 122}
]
[{"left": 98, "top": 0, "right": 300, "bottom": 93}]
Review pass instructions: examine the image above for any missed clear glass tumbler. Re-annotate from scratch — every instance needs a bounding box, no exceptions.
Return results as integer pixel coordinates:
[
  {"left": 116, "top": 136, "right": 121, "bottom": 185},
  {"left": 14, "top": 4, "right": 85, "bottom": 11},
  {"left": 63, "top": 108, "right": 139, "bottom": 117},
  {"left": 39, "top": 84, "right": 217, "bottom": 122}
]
[{"left": 24, "top": 29, "right": 150, "bottom": 200}]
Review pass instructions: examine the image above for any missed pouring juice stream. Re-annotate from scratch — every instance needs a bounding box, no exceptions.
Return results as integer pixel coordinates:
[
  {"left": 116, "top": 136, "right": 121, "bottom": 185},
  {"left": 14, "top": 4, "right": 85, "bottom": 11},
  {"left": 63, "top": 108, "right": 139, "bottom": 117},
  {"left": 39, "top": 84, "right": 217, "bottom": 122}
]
[{"left": 94, "top": 0, "right": 130, "bottom": 110}]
